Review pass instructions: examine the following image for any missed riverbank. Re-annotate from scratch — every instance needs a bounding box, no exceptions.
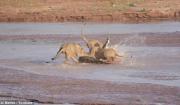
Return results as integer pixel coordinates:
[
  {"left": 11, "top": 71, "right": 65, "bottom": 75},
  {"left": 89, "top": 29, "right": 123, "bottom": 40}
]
[
  {"left": 0, "top": 67, "right": 179, "bottom": 104},
  {"left": 0, "top": 0, "right": 180, "bottom": 23}
]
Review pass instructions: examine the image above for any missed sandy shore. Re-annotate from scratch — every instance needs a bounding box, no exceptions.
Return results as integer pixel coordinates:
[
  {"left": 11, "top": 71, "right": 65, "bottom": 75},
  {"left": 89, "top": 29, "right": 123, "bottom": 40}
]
[{"left": 0, "top": 67, "right": 180, "bottom": 105}]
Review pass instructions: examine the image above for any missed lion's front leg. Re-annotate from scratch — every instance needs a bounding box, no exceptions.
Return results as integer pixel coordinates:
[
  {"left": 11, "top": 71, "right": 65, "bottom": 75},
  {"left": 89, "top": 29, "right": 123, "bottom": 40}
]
[{"left": 71, "top": 57, "right": 79, "bottom": 63}]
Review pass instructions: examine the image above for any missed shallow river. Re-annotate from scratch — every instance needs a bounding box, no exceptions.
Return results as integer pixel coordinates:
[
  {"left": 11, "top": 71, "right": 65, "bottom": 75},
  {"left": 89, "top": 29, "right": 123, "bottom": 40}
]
[
  {"left": 0, "top": 22, "right": 180, "bottom": 87},
  {"left": 0, "top": 22, "right": 180, "bottom": 104}
]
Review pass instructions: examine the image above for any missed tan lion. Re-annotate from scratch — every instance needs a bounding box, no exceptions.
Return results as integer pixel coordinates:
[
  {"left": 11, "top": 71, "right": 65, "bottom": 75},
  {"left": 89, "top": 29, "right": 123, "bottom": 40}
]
[
  {"left": 81, "top": 35, "right": 106, "bottom": 57},
  {"left": 83, "top": 37, "right": 123, "bottom": 63},
  {"left": 51, "top": 36, "right": 122, "bottom": 64},
  {"left": 51, "top": 43, "right": 87, "bottom": 63},
  {"left": 81, "top": 35, "right": 103, "bottom": 54}
]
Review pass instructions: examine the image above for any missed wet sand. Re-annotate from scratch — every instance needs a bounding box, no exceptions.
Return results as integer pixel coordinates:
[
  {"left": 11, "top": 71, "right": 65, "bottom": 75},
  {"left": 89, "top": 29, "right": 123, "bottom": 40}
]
[
  {"left": 0, "top": 23, "right": 180, "bottom": 104},
  {"left": 0, "top": 67, "right": 180, "bottom": 105}
]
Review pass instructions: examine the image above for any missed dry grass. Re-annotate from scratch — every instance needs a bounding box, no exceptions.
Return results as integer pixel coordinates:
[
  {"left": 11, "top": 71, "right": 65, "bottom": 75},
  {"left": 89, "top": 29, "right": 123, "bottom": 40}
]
[
  {"left": 0, "top": 0, "right": 180, "bottom": 13},
  {"left": 0, "top": 0, "right": 145, "bottom": 13},
  {"left": 0, "top": 0, "right": 179, "bottom": 13}
]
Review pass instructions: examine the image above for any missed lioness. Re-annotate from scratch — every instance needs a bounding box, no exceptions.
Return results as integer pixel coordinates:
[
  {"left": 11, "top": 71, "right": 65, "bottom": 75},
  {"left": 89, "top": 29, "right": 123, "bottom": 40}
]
[
  {"left": 83, "top": 37, "right": 123, "bottom": 63},
  {"left": 52, "top": 36, "right": 122, "bottom": 64},
  {"left": 51, "top": 43, "right": 87, "bottom": 63},
  {"left": 81, "top": 35, "right": 103, "bottom": 51}
]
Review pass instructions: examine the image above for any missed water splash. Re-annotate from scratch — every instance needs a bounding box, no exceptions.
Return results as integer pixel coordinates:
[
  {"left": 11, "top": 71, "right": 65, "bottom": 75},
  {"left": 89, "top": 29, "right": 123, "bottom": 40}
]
[
  {"left": 107, "top": 34, "right": 146, "bottom": 67},
  {"left": 118, "top": 34, "right": 146, "bottom": 46}
]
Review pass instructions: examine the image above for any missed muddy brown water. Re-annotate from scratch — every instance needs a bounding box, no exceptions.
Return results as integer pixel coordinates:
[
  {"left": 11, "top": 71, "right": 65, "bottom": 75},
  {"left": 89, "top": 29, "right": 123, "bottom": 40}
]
[{"left": 0, "top": 22, "right": 180, "bottom": 104}]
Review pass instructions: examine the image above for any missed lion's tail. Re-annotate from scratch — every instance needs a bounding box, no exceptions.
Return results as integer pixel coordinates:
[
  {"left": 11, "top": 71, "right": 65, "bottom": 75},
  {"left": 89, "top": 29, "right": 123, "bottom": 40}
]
[{"left": 51, "top": 47, "right": 63, "bottom": 60}]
